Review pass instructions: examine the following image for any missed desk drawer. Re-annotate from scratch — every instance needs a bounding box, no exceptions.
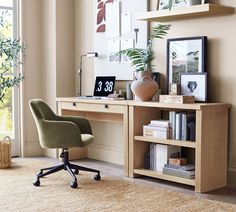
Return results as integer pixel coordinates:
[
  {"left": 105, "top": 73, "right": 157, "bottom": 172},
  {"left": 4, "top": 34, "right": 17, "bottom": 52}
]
[{"left": 61, "top": 102, "right": 125, "bottom": 114}]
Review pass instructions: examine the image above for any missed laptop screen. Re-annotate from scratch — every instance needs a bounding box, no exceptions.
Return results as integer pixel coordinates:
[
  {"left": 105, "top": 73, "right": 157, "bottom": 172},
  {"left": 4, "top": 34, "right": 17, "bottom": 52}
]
[{"left": 93, "top": 76, "right": 116, "bottom": 97}]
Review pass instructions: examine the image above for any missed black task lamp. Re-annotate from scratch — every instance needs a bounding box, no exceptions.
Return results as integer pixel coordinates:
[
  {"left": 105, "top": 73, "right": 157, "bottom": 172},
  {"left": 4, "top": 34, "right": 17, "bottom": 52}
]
[{"left": 79, "top": 52, "right": 98, "bottom": 96}]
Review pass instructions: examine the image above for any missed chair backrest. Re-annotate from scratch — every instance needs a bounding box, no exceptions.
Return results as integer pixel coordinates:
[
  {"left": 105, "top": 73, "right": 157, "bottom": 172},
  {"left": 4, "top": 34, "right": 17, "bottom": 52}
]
[{"left": 29, "top": 99, "right": 58, "bottom": 121}]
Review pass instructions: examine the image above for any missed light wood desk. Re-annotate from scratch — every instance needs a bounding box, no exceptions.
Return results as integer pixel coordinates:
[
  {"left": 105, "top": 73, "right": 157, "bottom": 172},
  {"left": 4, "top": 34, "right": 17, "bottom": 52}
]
[
  {"left": 57, "top": 98, "right": 229, "bottom": 192},
  {"left": 56, "top": 97, "right": 129, "bottom": 176}
]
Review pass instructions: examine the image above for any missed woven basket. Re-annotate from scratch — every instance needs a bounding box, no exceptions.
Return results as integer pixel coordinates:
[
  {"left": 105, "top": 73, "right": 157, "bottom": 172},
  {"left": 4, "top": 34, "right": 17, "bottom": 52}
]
[{"left": 0, "top": 136, "right": 11, "bottom": 168}]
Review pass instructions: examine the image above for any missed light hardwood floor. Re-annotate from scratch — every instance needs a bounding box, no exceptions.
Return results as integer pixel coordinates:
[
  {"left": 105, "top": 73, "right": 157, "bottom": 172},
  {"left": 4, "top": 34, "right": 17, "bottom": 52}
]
[{"left": 31, "top": 157, "right": 236, "bottom": 205}]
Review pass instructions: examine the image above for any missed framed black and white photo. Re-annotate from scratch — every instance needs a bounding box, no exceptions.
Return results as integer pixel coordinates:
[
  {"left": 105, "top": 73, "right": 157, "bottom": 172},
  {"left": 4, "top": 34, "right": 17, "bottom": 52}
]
[
  {"left": 180, "top": 73, "right": 207, "bottom": 102},
  {"left": 167, "top": 36, "right": 207, "bottom": 92}
]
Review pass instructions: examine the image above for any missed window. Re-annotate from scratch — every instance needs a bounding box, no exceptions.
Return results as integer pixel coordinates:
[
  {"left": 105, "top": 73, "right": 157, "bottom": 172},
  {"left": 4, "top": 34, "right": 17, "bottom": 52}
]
[{"left": 0, "top": 0, "right": 18, "bottom": 143}]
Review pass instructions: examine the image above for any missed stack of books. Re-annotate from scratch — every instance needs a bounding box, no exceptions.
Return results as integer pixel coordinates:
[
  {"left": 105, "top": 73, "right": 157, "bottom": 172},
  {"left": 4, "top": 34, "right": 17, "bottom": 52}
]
[
  {"left": 162, "top": 164, "right": 195, "bottom": 179},
  {"left": 150, "top": 144, "right": 181, "bottom": 172},
  {"left": 143, "top": 120, "right": 172, "bottom": 139},
  {"left": 169, "top": 111, "right": 196, "bottom": 141}
]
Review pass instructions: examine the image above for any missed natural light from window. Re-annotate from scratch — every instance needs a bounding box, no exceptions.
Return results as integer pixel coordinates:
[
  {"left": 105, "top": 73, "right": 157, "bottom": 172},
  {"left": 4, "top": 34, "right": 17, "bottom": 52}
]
[{"left": 0, "top": 0, "right": 15, "bottom": 139}]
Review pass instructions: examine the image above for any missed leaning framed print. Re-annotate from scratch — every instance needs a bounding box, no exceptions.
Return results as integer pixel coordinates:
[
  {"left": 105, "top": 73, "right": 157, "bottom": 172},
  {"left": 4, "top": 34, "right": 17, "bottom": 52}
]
[
  {"left": 157, "top": 0, "right": 204, "bottom": 10},
  {"left": 180, "top": 73, "right": 207, "bottom": 102},
  {"left": 167, "top": 36, "right": 207, "bottom": 93}
]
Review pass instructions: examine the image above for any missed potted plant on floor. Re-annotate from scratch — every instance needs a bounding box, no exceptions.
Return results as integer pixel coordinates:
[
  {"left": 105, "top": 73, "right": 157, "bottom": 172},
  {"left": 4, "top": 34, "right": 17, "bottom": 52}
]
[
  {"left": 119, "top": 24, "right": 170, "bottom": 101},
  {"left": 0, "top": 11, "right": 25, "bottom": 168}
]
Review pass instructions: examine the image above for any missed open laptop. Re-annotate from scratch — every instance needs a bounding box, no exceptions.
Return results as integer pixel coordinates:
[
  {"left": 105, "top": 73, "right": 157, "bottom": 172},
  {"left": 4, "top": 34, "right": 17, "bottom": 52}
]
[{"left": 77, "top": 76, "right": 116, "bottom": 99}]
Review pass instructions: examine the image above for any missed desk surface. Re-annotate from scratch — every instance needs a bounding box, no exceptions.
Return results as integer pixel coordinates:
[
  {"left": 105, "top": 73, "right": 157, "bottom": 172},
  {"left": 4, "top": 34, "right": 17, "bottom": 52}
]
[{"left": 56, "top": 97, "right": 230, "bottom": 110}]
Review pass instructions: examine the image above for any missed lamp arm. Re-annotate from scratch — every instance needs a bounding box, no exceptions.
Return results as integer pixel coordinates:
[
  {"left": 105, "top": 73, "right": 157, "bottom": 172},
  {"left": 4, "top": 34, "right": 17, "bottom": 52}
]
[{"left": 79, "top": 55, "right": 87, "bottom": 96}]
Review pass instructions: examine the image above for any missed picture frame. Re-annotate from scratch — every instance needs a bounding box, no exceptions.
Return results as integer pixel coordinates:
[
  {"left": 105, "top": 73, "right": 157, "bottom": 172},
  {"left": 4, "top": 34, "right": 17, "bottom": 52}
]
[
  {"left": 157, "top": 0, "right": 205, "bottom": 11},
  {"left": 180, "top": 73, "right": 207, "bottom": 102},
  {"left": 166, "top": 36, "right": 207, "bottom": 93}
]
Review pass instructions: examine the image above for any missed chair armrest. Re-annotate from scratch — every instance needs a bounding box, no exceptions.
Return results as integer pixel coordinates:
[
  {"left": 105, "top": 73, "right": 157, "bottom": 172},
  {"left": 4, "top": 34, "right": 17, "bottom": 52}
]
[
  {"left": 57, "top": 116, "right": 92, "bottom": 135},
  {"left": 40, "top": 120, "right": 83, "bottom": 149}
]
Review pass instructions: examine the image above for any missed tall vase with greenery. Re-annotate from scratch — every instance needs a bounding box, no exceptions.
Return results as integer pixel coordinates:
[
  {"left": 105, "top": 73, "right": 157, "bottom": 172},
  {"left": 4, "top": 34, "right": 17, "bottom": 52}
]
[
  {"left": 0, "top": 11, "right": 24, "bottom": 139},
  {"left": 119, "top": 24, "right": 170, "bottom": 101}
]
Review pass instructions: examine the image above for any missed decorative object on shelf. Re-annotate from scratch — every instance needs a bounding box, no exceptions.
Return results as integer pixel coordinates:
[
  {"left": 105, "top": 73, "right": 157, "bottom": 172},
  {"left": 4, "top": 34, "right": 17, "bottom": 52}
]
[
  {"left": 119, "top": 24, "right": 171, "bottom": 101},
  {"left": 180, "top": 73, "right": 207, "bottom": 102},
  {"left": 169, "top": 158, "right": 187, "bottom": 166},
  {"left": 169, "top": 83, "right": 181, "bottom": 95},
  {"left": 131, "top": 71, "right": 159, "bottom": 101},
  {"left": 79, "top": 52, "right": 98, "bottom": 95},
  {"left": 96, "top": 0, "right": 114, "bottom": 33},
  {"left": 0, "top": 136, "right": 12, "bottom": 168},
  {"left": 159, "top": 95, "right": 195, "bottom": 104},
  {"left": 157, "top": 0, "right": 203, "bottom": 11},
  {"left": 126, "top": 82, "right": 133, "bottom": 100},
  {"left": 167, "top": 36, "right": 207, "bottom": 93}
]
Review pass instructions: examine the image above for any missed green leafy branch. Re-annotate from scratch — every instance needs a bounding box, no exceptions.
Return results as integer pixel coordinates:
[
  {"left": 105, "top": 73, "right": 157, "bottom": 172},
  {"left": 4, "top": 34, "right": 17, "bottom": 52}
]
[{"left": 0, "top": 11, "right": 25, "bottom": 102}]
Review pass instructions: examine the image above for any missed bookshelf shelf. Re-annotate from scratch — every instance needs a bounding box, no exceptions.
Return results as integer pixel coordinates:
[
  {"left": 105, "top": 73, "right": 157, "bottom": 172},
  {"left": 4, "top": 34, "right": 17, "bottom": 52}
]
[
  {"left": 129, "top": 103, "right": 229, "bottom": 192},
  {"left": 134, "top": 136, "right": 196, "bottom": 149},
  {"left": 134, "top": 168, "right": 195, "bottom": 186},
  {"left": 135, "top": 4, "right": 234, "bottom": 22}
]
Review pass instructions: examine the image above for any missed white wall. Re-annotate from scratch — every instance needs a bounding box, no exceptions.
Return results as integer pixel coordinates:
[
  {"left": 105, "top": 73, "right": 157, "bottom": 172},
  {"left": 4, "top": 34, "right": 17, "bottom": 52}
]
[{"left": 20, "top": 0, "right": 75, "bottom": 157}]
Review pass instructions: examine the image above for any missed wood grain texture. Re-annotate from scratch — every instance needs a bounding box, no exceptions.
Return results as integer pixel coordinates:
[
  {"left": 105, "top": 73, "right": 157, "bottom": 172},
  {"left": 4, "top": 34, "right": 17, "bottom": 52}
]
[
  {"left": 134, "top": 169, "right": 195, "bottom": 186},
  {"left": 136, "top": 4, "right": 234, "bottom": 22},
  {"left": 57, "top": 98, "right": 129, "bottom": 176},
  {"left": 195, "top": 109, "right": 228, "bottom": 193},
  {"left": 134, "top": 136, "right": 196, "bottom": 148}
]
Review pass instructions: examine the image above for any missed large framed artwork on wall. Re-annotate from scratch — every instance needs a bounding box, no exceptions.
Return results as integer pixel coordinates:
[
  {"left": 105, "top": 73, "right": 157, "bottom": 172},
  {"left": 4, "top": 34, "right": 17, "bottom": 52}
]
[{"left": 167, "top": 36, "right": 207, "bottom": 93}]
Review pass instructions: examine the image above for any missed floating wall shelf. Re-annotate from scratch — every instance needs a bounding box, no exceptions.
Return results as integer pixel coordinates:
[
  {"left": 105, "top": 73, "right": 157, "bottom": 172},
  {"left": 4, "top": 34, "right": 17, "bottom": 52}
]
[{"left": 136, "top": 4, "right": 234, "bottom": 22}]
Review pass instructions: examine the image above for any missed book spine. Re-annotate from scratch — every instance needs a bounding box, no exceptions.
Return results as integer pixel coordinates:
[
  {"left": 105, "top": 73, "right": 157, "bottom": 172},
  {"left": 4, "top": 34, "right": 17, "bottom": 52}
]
[
  {"left": 150, "top": 120, "right": 170, "bottom": 128},
  {"left": 181, "top": 113, "right": 187, "bottom": 141},
  {"left": 153, "top": 130, "right": 171, "bottom": 139},
  {"left": 162, "top": 167, "right": 195, "bottom": 179},
  {"left": 150, "top": 144, "right": 154, "bottom": 170},
  {"left": 169, "top": 111, "right": 176, "bottom": 140},
  {"left": 175, "top": 113, "right": 182, "bottom": 140},
  {"left": 164, "top": 164, "right": 195, "bottom": 171},
  {"left": 155, "top": 144, "right": 166, "bottom": 172},
  {"left": 144, "top": 125, "right": 169, "bottom": 131}
]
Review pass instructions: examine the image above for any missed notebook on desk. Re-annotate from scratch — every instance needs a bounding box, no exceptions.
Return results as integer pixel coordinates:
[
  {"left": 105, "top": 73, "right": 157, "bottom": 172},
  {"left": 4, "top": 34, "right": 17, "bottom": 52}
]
[{"left": 77, "top": 76, "right": 116, "bottom": 99}]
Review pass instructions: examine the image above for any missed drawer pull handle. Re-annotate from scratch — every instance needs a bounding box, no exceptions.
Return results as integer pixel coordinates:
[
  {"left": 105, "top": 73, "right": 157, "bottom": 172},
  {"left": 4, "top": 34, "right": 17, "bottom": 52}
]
[
  {"left": 105, "top": 104, "right": 109, "bottom": 109},
  {"left": 73, "top": 102, "right": 76, "bottom": 106}
]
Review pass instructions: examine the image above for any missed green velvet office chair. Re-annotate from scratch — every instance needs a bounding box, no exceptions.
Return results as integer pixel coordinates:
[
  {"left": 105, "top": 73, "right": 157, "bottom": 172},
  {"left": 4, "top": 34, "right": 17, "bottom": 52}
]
[{"left": 29, "top": 99, "right": 101, "bottom": 188}]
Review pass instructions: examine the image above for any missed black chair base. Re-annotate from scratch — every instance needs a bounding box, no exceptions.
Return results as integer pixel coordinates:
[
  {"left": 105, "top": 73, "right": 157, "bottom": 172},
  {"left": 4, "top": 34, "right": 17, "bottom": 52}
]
[{"left": 33, "top": 149, "right": 101, "bottom": 188}]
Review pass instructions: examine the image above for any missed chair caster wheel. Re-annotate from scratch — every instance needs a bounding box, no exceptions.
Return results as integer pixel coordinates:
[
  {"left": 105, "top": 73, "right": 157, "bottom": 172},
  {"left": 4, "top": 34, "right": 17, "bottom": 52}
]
[
  {"left": 33, "top": 179, "right": 40, "bottom": 187},
  {"left": 70, "top": 181, "right": 78, "bottom": 189},
  {"left": 94, "top": 174, "right": 101, "bottom": 181},
  {"left": 74, "top": 169, "right": 79, "bottom": 175}
]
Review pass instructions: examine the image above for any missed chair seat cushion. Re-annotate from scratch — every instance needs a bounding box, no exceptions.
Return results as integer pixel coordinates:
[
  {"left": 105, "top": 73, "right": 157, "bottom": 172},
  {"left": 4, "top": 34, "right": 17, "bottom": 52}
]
[{"left": 81, "top": 134, "right": 94, "bottom": 146}]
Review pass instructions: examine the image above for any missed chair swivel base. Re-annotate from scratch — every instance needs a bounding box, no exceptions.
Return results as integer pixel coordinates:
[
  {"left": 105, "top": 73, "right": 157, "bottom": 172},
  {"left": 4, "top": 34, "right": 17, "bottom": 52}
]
[{"left": 33, "top": 149, "right": 101, "bottom": 188}]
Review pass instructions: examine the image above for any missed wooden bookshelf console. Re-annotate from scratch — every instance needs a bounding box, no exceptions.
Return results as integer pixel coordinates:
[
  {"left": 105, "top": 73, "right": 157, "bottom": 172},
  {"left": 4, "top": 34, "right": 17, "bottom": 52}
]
[{"left": 128, "top": 102, "right": 230, "bottom": 193}]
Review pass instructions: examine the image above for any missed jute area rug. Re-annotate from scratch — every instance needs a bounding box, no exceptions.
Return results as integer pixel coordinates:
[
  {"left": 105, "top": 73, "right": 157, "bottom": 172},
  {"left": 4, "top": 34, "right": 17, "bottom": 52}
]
[{"left": 0, "top": 159, "right": 235, "bottom": 212}]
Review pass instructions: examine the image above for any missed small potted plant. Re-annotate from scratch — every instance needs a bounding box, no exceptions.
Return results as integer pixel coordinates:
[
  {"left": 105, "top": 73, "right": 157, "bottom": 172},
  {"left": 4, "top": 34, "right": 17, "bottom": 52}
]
[
  {"left": 119, "top": 24, "right": 170, "bottom": 101},
  {"left": 0, "top": 11, "right": 25, "bottom": 168}
]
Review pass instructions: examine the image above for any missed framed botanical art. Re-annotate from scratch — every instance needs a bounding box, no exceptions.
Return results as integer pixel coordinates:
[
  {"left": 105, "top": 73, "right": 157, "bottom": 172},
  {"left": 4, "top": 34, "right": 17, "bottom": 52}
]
[
  {"left": 180, "top": 73, "right": 207, "bottom": 102},
  {"left": 167, "top": 36, "right": 207, "bottom": 92}
]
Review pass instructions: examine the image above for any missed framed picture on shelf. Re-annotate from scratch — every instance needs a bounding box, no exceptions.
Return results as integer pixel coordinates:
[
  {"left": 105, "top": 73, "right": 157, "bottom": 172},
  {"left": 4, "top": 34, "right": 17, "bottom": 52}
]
[
  {"left": 166, "top": 36, "right": 207, "bottom": 93},
  {"left": 180, "top": 73, "right": 207, "bottom": 102},
  {"left": 157, "top": 0, "right": 203, "bottom": 10}
]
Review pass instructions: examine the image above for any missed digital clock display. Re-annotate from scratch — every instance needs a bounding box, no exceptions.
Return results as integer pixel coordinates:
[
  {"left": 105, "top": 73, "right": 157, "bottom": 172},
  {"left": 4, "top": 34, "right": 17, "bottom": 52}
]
[{"left": 93, "top": 76, "right": 116, "bottom": 96}]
